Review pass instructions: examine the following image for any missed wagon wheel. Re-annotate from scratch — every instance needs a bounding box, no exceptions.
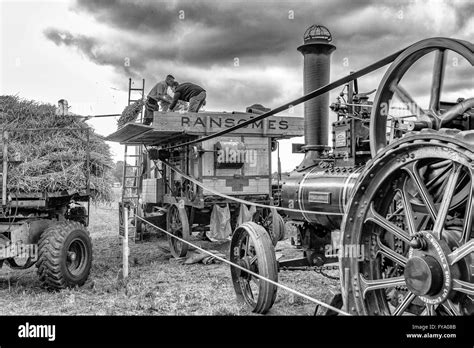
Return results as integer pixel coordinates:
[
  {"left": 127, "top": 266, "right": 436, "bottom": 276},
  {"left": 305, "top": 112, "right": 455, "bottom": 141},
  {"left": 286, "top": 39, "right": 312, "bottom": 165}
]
[
  {"left": 341, "top": 130, "right": 474, "bottom": 316},
  {"left": 370, "top": 37, "right": 474, "bottom": 156},
  {"left": 230, "top": 222, "right": 278, "bottom": 314},
  {"left": 252, "top": 208, "right": 286, "bottom": 246},
  {"left": 166, "top": 203, "right": 190, "bottom": 258}
]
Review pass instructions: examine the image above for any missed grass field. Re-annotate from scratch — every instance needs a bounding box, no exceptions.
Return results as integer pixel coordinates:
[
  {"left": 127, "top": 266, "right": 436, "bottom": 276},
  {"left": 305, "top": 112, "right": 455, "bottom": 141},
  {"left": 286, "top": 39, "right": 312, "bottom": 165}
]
[{"left": 0, "top": 191, "right": 340, "bottom": 316}]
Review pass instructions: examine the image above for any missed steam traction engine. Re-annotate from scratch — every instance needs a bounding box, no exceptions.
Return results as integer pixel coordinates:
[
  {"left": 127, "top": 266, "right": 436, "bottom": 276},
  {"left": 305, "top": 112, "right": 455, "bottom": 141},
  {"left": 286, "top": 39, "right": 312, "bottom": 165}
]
[{"left": 230, "top": 26, "right": 474, "bottom": 315}]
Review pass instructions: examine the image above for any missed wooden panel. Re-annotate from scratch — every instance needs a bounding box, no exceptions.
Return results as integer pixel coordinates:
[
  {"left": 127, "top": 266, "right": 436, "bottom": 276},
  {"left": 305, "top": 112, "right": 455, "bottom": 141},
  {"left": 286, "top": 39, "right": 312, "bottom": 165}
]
[
  {"left": 201, "top": 136, "right": 241, "bottom": 177},
  {"left": 198, "top": 135, "right": 271, "bottom": 178},
  {"left": 202, "top": 178, "right": 270, "bottom": 195},
  {"left": 153, "top": 112, "right": 303, "bottom": 138},
  {"left": 244, "top": 137, "right": 269, "bottom": 145},
  {"left": 142, "top": 179, "right": 162, "bottom": 204},
  {"left": 201, "top": 151, "right": 213, "bottom": 177},
  {"left": 242, "top": 137, "right": 269, "bottom": 176},
  {"left": 201, "top": 140, "right": 214, "bottom": 176},
  {"left": 216, "top": 167, "right": 243, "bottom": 177}
]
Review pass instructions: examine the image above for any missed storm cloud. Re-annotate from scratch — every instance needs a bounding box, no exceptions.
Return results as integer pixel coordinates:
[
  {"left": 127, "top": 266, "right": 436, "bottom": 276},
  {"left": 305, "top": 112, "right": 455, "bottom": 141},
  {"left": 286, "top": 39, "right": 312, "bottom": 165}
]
[
  {"left": 44, "top": 0, "right": 474, "bottom": 111},
  {"left": 43, "top": 28, "right": 144, "bottom": 76}
]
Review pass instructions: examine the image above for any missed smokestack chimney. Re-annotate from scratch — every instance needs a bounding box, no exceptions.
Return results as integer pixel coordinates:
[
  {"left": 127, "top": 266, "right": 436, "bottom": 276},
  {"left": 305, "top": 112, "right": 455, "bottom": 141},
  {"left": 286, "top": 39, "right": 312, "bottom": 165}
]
[{"left": 297, "top": 25, "right": 336, "bottom": 170}]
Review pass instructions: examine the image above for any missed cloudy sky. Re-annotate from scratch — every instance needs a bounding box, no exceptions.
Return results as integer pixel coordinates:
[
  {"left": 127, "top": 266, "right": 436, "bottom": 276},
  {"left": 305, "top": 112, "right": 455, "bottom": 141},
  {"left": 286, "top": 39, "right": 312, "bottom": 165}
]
[{"left": 1, "top": 0, "right": 473, "bottom": 170}]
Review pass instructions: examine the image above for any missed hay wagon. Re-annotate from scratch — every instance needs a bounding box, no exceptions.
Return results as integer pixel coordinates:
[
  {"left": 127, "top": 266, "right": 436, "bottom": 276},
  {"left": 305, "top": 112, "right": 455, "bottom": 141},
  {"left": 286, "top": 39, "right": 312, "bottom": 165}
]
[
  {"left": 0, "top": 128, "right": 93, "bottom": 289},
  {"left": 107, "top": 109, "right": 304, "bottom": 256}
]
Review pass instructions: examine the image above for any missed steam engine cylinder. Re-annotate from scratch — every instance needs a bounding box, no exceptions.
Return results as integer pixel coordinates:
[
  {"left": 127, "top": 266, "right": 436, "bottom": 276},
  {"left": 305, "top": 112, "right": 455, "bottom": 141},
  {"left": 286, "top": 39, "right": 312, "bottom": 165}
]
[{"left": 281, "top": 167, "right": 361, "bottom": 229}]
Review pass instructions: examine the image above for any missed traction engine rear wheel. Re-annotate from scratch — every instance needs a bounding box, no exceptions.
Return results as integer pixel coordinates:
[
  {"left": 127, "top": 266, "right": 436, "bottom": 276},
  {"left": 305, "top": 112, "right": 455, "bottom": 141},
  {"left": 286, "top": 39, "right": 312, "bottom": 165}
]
[
  {"left": 341, "top": 130, "right": 474, "bottom": 316},
  {"left": 230, "top": 222, "right": 278, "bottom": 314},
  {"left": 36, "top": 221, "right": 92, "bottom": 289}
]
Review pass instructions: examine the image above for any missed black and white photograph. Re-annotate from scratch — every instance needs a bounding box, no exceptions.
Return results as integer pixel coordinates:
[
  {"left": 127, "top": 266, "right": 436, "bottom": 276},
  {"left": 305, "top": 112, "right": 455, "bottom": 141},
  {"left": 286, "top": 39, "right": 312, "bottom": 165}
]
[{"left": 0, "top": 0, "right": 473, "bottom": 346}]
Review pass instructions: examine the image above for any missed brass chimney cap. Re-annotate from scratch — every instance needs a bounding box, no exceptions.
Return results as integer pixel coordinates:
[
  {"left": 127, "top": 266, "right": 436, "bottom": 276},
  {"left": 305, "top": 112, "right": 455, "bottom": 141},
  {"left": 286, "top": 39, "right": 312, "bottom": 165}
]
[{"left": 303, "top": 25, "right": 332, "bottom": 43}]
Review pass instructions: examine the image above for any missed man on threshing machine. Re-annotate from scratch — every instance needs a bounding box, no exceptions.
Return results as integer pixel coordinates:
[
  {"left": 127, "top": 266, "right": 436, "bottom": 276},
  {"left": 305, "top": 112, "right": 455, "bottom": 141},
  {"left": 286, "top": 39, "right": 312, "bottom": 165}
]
[
  {"left": 144, "top": 74, "right": 175, "bottom": 124},
  {"left": 169, "top": 81, "right": 207, "bottom": 112}
]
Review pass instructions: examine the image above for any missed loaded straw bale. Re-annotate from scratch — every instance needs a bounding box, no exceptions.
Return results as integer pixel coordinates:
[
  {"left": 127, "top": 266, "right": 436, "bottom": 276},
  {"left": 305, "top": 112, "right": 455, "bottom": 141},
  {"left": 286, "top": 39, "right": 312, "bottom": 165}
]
[
  {"left": 117, "top": 98, "right": 145, "bottom": 128},
  {"left": 0, "top": 95, "right": 114, "bottom": 202}
]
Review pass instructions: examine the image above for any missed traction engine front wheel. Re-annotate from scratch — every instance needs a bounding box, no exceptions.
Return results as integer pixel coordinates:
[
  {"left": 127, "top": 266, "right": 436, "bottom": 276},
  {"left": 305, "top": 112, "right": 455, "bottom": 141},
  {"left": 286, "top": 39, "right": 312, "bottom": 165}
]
[{"left": 230, "top": 222, "right": 278, "bottom": 314}]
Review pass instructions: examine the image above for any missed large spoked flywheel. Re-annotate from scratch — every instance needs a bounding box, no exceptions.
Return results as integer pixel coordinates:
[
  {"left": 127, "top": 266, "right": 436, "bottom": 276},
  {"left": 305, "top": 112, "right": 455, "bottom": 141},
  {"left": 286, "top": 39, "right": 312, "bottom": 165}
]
[
  {"left": 370, "top": 37, "right": 474, "bottom": 156},
  {"left": 341, "top": 130, "right": 474, "bottom": 316}
]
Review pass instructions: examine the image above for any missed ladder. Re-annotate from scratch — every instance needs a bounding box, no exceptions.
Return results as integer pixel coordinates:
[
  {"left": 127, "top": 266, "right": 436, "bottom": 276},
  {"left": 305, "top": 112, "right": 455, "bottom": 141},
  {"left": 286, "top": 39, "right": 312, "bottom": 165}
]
[
  {"left": 1, "top": 131, "right": 8, "bottom": 208},
  {"left": 127, "top": 78, "right": 146, "bottom": 123},
  {"left": 122, "top": 78, "right": 146, "bottom": 242}
]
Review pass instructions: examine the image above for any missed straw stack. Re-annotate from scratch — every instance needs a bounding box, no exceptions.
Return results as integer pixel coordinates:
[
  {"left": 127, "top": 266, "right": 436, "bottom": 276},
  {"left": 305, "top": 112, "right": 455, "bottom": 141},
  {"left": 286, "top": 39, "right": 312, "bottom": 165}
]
[{"left": 0, "top": 95, "right": 114, "bottom": 202}]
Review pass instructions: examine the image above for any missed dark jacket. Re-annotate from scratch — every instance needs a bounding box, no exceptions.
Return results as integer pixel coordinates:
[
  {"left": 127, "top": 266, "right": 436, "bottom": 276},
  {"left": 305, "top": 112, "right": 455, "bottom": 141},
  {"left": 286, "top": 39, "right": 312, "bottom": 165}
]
[{"left": 169, "top": 83, "right": 205, "bottom": 110}]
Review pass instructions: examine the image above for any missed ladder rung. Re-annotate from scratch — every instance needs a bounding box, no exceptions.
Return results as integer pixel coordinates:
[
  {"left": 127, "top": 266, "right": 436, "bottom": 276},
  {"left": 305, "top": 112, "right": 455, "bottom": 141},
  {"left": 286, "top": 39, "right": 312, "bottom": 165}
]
[{"left": 129, "top": 88, "right": 144, "bottom": 91}]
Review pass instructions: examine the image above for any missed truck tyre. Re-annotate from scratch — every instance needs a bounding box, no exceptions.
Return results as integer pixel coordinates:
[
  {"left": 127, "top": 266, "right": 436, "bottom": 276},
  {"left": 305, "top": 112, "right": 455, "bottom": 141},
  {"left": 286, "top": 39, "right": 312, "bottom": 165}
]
[{"left": 36, "top": 221, "right": 92, "bottom": 289}]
